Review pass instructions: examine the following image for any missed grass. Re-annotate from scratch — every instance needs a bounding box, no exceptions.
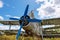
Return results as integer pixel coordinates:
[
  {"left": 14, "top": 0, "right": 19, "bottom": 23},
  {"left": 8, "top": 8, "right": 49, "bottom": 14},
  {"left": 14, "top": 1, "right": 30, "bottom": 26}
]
[
  {"left": 0, "top": 35, "right": 42, "bottom": 40},
  {"left": 0, "top": 35, "right": 60, "bottom": 40},
  {"left": 44, "top": 38, "right": 60, "bottom": 40}
]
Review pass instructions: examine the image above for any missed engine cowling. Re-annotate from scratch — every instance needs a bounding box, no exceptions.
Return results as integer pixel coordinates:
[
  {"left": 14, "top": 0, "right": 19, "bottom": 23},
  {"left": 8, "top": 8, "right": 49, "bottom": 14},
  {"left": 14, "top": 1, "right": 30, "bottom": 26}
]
[{"left": 19, "top": 15, "right": 30, "bottom": 26}]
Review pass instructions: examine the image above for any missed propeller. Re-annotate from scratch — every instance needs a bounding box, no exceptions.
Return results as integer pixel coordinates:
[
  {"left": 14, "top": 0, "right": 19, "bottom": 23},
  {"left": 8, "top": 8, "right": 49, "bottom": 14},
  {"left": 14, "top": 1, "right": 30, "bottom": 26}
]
[
  {"left": 28, "top": 19, "right": 42, "bottom": 22},
  {"left": 10, "top": 18, "right": 20, "bottom": 20},
  {"left": 24, "top": 5, "right": 29, "bottom": 16},
  {"left": 9, "top": 4, "right": 42, "bottom": 40},
  {"left": 16, "top": 22, "right": 23, "bottom": 40}
]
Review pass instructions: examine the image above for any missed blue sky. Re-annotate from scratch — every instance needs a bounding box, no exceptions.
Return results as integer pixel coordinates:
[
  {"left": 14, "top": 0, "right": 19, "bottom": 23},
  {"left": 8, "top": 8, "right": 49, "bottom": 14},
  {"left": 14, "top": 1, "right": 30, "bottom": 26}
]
[
  {"left": 0, "top": 0, "right": 43, "bottom": 30},
  {"left": 0, "top": 0, "right": 60, "bottom": 20},
  {"left": 0, "top": 0, "right": 60, "bottom": 30},
  {"left": 0, "top": 0, "right": 43, "bottom": 20}
]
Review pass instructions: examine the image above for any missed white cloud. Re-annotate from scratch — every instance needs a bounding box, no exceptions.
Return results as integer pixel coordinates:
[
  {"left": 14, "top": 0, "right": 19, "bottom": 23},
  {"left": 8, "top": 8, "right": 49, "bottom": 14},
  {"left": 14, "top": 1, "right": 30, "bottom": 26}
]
[
  {"left": 6, "top": 15, "right": 20, "bottom": 19},
  {"left": 36, "top": 0, "right": 60, "bottom": 19},
  {"left": 6, "top": 15, "right": 12, "bottom": 17},
  {"left": 35, "top": 0, "right": 44, "bottom": 3},
  {"left": 0, "top": 16, "right": 4, "bottom": 20},
  {"left": 0, "top": 0, "right": 3, "bottom": 8},
  {"left": 35, "top": 0, "right": 48, "bottom": 4},
  {"left": 13, "top": 16, "right": 20, "bottom": 19}
]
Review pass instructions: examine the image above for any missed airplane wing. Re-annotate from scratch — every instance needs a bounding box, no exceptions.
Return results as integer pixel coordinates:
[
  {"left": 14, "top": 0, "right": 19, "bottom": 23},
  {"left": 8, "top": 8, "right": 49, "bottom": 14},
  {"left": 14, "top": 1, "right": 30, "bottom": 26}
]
[
  {"left": 0, "top": 18, "right": 60, "bottom": 25},
  {"left": 29, "top": 10, "right": 60, "bottom": 25},
  {"left": 0, "top": 20, "right": 19, "bottom": 25},
  {"left": 41, "top": 18, "right": 60, "bottom": 25}
]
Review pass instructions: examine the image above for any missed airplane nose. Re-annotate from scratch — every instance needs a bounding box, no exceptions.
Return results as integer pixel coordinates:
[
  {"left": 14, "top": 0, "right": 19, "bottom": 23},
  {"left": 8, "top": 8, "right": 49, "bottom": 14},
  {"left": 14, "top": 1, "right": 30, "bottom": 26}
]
[
  {"left": 20, "top": 15, "right": 30, "bottom": 26},
  {"left": 19, "top": 19, "right": 29, "bottom": 26}
]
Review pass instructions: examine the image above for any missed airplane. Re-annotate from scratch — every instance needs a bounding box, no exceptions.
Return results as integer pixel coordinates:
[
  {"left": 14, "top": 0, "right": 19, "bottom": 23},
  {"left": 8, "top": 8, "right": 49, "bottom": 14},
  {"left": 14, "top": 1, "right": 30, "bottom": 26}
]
[
  {"left": 9, "top": 4, "right": 42, "bottom": 40},
  {"left": 0, "top": 4, "right": 60, "bottom": 40},
  {"left": 2, "top": 4, "right": 42, "bottom": 40}
]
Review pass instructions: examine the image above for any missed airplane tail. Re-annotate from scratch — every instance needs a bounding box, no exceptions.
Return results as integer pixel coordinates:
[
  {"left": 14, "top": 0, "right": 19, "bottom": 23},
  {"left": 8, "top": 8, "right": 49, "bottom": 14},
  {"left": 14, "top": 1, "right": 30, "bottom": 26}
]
[{"left": 29, "top": 10, "right": 34, "bottom": 19}]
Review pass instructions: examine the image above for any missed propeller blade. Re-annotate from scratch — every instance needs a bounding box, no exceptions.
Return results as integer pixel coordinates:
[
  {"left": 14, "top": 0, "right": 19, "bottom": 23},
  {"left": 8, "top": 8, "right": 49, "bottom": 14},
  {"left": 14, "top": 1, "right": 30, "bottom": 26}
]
[
  {"left": 24, "top": 4, "right": 29, "bottom": 16},
  {"left": 28, "top": 19, "right": 42, "bottom": 22},
  {"left": 16, "top": 23, "right": 23, "bottom": 40},
  {"left": 10, "top": 18, "right": 20, "bottom": 20}
]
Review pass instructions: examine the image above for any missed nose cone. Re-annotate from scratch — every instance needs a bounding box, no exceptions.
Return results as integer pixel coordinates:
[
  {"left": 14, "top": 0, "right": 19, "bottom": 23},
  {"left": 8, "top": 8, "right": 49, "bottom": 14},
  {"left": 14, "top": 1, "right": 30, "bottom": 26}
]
[{"left": 19, "top": 15, "right": 30, "bottom": 26}]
